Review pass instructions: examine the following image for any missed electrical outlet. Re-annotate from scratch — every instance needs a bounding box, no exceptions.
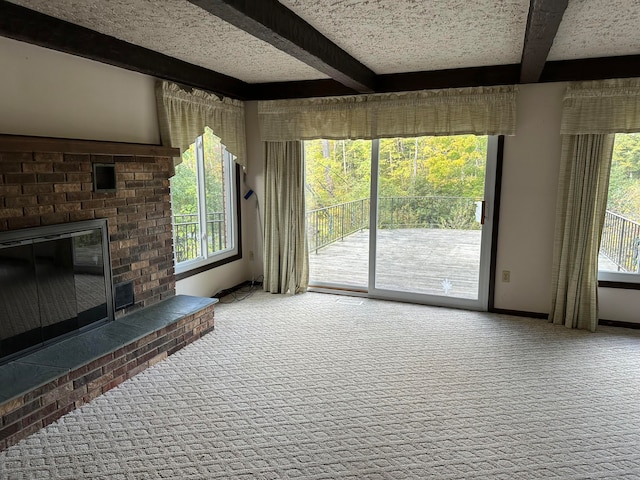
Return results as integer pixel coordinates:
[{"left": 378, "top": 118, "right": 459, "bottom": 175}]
[{"left": 502, "top": 270, "right": 511, "bottom": 282}]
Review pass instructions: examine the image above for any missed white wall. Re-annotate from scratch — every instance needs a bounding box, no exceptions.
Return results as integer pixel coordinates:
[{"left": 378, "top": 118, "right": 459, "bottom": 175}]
[
  {"left": 0, "top": 36, "right": 159, "bottom": 144},
  {"left": 244, "top": 101, "right": 265, "bottom": 279},
  {"left": 600, "top": 289, "right": 640, "bottom": 323},
  {"left": 494, "top": 83, "right": 564, "bottom": 313}
]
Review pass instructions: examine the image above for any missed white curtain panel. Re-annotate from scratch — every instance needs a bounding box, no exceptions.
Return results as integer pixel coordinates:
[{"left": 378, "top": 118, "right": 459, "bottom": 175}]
[
  {"left": 258, "top": 85, "right": 517, "bottom": 141},
  {"left": 550, "top": 78, "right": 640, "bottom": 331},
  {"left": 263, "top": 141, "right": 309, "bottom": 294},
  {"left": 155, "top": 81, "right": 246, "bottom": 167},
  {"left": 549, "top": 134, "right": 615, "bottom": 332},
  {"left": 561, "top": 78, "right": 640, "bottom": 134}
]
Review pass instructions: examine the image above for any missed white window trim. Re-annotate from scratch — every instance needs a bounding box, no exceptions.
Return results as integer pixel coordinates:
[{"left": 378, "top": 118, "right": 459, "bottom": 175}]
[
  {"left": 598, "top": 271, "right": 640, "bottom": 284},
  {"left": 173, "top": 137, "right": 240, "bottom": 275},
  {"left": 597, "top": 133, "right": 640, "bottom": 286}
]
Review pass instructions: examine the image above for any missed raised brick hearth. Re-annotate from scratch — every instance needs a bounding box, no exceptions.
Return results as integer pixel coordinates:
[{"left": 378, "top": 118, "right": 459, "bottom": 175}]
[{"left": 0, "top": 295, "right": 217, "bottom": 451}]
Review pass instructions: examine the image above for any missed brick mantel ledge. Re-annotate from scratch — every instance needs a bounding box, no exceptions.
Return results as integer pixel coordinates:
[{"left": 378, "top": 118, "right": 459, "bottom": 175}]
[{"left": 0, "top": 134, "right": 179, "bottom": 157}]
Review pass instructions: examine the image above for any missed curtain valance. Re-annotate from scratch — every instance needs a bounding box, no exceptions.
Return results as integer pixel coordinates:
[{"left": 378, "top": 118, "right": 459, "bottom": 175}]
[
  {"left": 258, "top": 85, "right": 517, "bottom": 141},
  {"left": 155, "top": 81, "right": 246, "bottom": 167},
  {"left": 561, "top": 78, "right": 640, "bottom": 135}
]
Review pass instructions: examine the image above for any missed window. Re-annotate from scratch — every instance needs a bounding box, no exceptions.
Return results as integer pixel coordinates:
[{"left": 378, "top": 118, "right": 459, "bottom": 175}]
[
  {"left": 598, "top": 132, "right": 640, "bottom": 285},
  {"left": 171, "top": 127, "right": 240, "bottom": 276}
]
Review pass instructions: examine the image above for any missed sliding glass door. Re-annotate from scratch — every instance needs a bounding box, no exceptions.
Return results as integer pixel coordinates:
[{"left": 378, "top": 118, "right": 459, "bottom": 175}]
[
  {"left": 305, "top": 139, "right": 372, "bottom": 290},
  {"left": 305, "top": 136, "right": 497, "bottom": 310},
  {"left": 370, "top": 136, "right": 496, "bottom": 309}
]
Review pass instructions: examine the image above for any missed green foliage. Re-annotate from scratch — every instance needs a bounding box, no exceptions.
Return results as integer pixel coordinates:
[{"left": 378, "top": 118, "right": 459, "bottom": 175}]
[
  {"left": 608, "top": 133, "right": 640, "bottom": 222},
  {"left": 305, "top": 135, "right": 487, "bottom": 214},
  {"left": 437, "top": 201, "right": 479, "bottom": 230},
  {"left": 170, "top": 127, "right": 227, "bottom": 216},
  {"left": 171, "top": 143, "right": 198, "bottom": 215},
  {"left": 202, "top": 127, "right": 226, "bottom": 215},
  {"left": 305, "top": 139, "right": 371, "bottom": 209},
  {"left": 305, "top": 136, "right": 487, "bottom": 234},
  {"left": 376, "top": 136, "right": 486, "bottom": 198}
]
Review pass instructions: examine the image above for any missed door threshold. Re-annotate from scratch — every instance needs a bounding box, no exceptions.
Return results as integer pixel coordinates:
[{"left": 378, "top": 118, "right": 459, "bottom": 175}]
[{"left": 307, "top": 285, "right": 368, "bottom": 297}]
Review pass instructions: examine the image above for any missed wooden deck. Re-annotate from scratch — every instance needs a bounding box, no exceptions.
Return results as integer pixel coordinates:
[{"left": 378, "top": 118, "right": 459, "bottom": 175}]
[
  {"left": 308, "top": 228, "right": 621, "bottom": 299},
  {"left": 308, "top": 228, "right": 481, "bottom": 299}
]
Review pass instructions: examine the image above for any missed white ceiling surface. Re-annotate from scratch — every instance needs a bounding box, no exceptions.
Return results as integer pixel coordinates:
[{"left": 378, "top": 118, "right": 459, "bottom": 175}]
[
  {"left": 280, "top": 0, "right": 531, "bottom": 74},
  {"left": 7, "top": 0, "right": 328, "bottom": 83},
  {"left": 8, "top": 0, "right": 640, "bottom": 85},
  {"left": 548, "top": 0, "right": 640, "bottom": 61}
]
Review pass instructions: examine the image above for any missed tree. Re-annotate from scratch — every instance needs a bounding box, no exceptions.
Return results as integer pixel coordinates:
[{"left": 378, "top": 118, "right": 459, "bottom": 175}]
[
  {"left": 304, "top": 139, "right": 371, "bottom": 209},
  {"left": 305, "top": 135, "right": 488, "bottom": 207},
  {"left": 170, "top": 127, "right": 227, "bottom": 217},
  {"left": 423, "top": 136, "right": 487, "bottom": 198},
  {"left": 608, "top": 133, "right": 640, "bottom": 222},
  {"left": 171, "top": 143, "right": 198, "bottom": 216},
  {"left": 304, "top": 135, "right": 488, "bottom": 230}
]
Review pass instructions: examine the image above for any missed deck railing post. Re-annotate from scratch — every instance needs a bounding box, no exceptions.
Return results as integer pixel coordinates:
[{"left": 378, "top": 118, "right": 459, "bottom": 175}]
[
  {"left": 618, "top": 220, "right": 626, "bottom": 271},
  {"left": 341, "top": 203, "right": 345, "bottom": 240}
]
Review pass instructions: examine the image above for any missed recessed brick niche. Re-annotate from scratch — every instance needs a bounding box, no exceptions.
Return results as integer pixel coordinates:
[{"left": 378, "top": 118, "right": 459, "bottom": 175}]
[{"left": 0, "top": 135, "right": 216, "bottom": 451}]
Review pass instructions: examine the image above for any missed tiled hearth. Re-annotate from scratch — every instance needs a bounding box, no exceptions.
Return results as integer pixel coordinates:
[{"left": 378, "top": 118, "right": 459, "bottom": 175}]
[{"left": 0, "top": 136, "right": 217, "bottom": 451}]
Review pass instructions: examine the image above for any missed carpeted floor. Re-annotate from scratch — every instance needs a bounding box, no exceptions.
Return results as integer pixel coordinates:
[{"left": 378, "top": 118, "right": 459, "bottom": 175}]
[{"left": 2, "top": 291, "right": 640, "bottom": 479}]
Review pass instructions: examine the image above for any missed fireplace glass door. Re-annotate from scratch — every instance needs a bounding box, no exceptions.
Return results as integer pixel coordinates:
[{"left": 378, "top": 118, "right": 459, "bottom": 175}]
[{"left": 0, "top": 219, "right": 114, "bottom": 361}]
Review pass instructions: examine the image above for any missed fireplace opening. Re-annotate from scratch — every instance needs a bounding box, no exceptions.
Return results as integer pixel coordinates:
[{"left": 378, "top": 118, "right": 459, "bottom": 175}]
[{"left": 0, "top": 219, "right": 114, "bottom": 363}]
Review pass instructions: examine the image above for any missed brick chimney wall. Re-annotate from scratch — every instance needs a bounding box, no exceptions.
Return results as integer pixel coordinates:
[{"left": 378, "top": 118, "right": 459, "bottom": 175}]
[{"left": 0, "top": 151, "right": 176, "bottom": 314}]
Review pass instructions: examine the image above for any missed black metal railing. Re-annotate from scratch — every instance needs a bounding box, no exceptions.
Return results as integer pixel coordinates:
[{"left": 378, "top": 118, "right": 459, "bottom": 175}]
[
  {"left": 306, "top": 196, "right": 481, "bottom": 253},
  {"left": 173, "top": 213, "right": 226, "bottom": 263},
  {"left": 600, "top": 210, "right": 640, "bottom": 272},
  {"left": 306, "top": 198, "right": 370, "bottom": 253},
  {"left": 173, "top": 206, "right": 640, "bottom": 271}
]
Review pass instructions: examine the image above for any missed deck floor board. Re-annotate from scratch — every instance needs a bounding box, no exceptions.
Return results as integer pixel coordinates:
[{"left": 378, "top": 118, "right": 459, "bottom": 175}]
[
  {"left": 308, "top": 228, "right": 621, "bottom": 299},
  {"left": 309, "top": 229, "right": 481, "bottom": 299}
]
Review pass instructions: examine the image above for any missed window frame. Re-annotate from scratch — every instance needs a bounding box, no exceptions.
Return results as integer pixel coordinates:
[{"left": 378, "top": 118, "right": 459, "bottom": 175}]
[
  {"left": 598, "top": 270, "right": 640, "bottom": 289},
  {"left": 172, "top": 135, "right": 242, "bottom": 281},
  {"left": 597, "top": 132, "right": 640, "bottom": 289}
]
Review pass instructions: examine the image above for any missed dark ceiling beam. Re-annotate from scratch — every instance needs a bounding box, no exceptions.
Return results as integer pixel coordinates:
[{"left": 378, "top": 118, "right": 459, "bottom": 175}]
[
  {"left": 186, "top": 0, "right": 375, "bottom": 94},
  {"left": 519, "top": 0, "right": 569, "bottom": 83},
  {"left": 249, "top": 79, "right": 357, "bottom": 100},
  {"left": 0, "top": 1, "right": 250, "bottom": 99},
  {"left": 251, "top": 53, "right": 640, "bottom": 100},
  {"left": 376, "top": 65, "right": 521, "bottom": 94},
  {"left": 540, "top": 55, "right": 640, "bottom": 83},
  {"left": 249, "top": 64, "right": 521, "bottom": 100}
]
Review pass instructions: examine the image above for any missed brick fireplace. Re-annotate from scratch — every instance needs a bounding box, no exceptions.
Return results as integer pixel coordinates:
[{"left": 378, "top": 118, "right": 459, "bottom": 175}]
[
  {"left": 0, "top": 137, "right": 177, "bottom": 313},
  {"left": 0, "top": 135, "right": 216, "bottom": 450}
]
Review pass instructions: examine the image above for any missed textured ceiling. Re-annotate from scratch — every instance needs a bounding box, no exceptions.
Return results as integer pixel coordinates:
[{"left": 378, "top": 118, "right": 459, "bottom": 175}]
[
  {"left": 5, "top": 0, "right": 640, "bottom": 87},
  {"left": 548, "top": 0, "right": 640, "bottom": 61},
  {"left": 280, "top": 0, "right": 531, "bottom": 74},
  {"left": 7, "top": 0, "right": 328, "bottom": 83}
]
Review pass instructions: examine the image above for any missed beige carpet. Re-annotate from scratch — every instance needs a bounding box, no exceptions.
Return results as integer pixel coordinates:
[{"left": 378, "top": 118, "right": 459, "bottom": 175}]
[{"left": 2, "top": 291, "right": 640, "bottom": 479}]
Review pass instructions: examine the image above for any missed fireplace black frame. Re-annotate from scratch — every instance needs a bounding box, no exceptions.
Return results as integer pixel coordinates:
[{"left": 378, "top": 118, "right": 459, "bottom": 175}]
[{"left": 0, "top": 219, "right": 114, "bottom": 363}]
